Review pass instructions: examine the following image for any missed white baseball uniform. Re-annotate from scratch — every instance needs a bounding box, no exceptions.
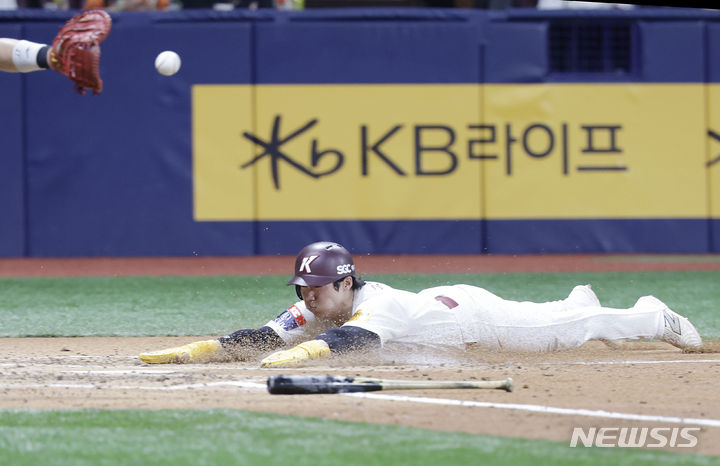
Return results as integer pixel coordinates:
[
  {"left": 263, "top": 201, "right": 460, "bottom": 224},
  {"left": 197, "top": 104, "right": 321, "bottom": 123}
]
[{"left": 265, "top": 281, "right": 666, "bottom": 352}]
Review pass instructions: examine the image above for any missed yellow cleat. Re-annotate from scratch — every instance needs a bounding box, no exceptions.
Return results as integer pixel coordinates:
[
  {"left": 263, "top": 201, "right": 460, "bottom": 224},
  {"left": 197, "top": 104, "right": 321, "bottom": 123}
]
[
  {"left": 260, "top": 340, "right": 330, "bottom": 368},
  {"left": 139, "top": 339, "right": 219, "bottom": 364}
]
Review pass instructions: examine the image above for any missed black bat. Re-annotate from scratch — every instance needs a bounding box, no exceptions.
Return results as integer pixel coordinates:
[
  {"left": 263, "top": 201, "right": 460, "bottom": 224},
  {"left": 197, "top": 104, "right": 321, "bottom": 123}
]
[{"left": 267, "top": 374, "right": 513, "bottom": 395}]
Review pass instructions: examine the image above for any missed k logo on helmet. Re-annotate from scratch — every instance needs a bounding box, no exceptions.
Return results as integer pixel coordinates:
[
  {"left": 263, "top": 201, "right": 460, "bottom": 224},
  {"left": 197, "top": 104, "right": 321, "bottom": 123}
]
[{"left": 299, "top": 255, "right": 319, "bottom": 273}]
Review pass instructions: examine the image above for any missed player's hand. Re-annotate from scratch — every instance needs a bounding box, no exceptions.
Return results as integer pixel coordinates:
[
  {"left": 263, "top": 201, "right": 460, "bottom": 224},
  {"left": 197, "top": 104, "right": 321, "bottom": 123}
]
[
  {"left": 49, "top": 9, "right": 112, "bottom": 95},
  {"left": 260, "top": 340, "right": 330, "bottom": 368},
  {"left": 139, "top": 339, "right": 219, "bottom": 364}
]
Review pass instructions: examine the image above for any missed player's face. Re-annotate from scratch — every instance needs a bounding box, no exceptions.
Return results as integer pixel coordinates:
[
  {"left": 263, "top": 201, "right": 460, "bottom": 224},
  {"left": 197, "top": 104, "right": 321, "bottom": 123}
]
[{"left": 300, "top": 277, "right": 354, "bottom": 325}]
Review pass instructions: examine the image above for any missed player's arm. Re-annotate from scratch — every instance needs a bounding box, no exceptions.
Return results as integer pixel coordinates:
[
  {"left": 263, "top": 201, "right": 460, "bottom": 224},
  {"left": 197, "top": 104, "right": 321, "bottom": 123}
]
[
  {"left": 3, "top": 10, "right": 111, "bottom": 93},
  {"left": 139, "top": 302, "right": 307, "bottom": 365},
  {"left": 260, "top": 326, "right": 380, "bottom": 368},
  {"left": 0, "top": 10, "right": 111, "bottom": 94},
  {"left": 139, "top": 338, "right": 222, "bottom": 364},
  {"left": 139, "top": 326, "right": 284, "bottom": 364}
]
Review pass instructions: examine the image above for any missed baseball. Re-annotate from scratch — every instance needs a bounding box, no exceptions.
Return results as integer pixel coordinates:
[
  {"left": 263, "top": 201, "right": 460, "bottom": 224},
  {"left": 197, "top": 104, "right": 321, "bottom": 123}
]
[{"left": 155, "top": 51, "right": 181, "bottom": 76}]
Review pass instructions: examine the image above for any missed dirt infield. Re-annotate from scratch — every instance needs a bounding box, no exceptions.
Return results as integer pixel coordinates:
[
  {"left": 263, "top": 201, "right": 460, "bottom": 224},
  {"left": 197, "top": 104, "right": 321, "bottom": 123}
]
[
  {"left": 1, "top": 255, "right": 719, "bottom": 455},
  {"left": 1, "top": 338, "right": 718, "bottom": 454}
]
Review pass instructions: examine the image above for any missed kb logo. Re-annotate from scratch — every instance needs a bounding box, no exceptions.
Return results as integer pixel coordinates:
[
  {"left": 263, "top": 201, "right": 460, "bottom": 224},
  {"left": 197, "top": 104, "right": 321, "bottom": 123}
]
[{"left": 337, "top": 264, "right": 354, "bottom": 275}]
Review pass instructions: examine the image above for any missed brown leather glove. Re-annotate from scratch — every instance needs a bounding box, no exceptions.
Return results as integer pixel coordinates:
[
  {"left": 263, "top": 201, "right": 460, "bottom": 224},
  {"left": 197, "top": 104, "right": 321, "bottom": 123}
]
[{"left": 49, "top": 9, "right": 112, "bottom": 95}]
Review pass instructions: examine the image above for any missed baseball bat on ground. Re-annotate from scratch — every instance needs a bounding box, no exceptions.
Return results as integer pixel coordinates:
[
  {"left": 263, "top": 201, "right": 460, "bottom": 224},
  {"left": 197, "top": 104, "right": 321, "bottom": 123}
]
[{"left": 267, "top": 374, "right": 514, "bottom": 395}]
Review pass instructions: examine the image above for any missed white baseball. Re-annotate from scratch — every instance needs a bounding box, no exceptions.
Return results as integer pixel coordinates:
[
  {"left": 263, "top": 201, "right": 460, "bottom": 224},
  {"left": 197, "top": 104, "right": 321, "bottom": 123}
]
[{"left": 155, "top": 51, "right": 181, "bottom": 76}]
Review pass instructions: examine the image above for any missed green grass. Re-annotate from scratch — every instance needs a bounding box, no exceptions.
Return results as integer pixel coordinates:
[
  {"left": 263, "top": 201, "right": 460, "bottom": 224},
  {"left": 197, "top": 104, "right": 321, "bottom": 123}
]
[
  {"left": 0, "top": 410, "right": 715, "bottom": 466},
  {"left": 0, "top": 275, "right": 280, "bottom": 337},
  {"left": 0, "top": 271, "right": 717, "bottom": 338}
]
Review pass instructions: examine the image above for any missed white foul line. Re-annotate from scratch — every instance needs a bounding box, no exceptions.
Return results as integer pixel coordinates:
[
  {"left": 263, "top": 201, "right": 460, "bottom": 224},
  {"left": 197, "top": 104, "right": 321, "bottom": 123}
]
[
  {"left": 343, "top": 392, "right": 720, "bottom": 428},
  {"left": 1, "top": 381, "right": 266, "bottom": 391},
  {"left": 139, "top": 381, "right": 265, "bottom": 390},
  {"left": 57, "top": 380, "right": 266, "bottom": 390},
  {"left": 61, "top": 370, "right": 180, "bottom": 375},
  {"left": 540, "top": 359, "right": 720, "bottom": 366}
]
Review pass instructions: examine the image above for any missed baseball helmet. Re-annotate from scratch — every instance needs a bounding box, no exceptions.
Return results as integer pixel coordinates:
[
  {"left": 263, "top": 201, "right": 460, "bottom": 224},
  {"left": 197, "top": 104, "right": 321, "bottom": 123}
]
[{"left": 287, "top": 241, "right": 356, "bottom": 287}]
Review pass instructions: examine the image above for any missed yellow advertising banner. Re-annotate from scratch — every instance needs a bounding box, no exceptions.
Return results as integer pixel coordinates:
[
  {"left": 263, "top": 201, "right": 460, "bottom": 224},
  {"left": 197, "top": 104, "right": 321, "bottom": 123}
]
[
  {"left": 192, "top": 83, "right": 709, "bottom": 221},
  {"left": 194, "top": 84, "right": 483, "bottom": 220},
  {"left": 252, "top": 84, "right": 483, "bottom": 220},
  {"left": 483, "top": 83, "right": 707, "bottom": 219},
  {"left": 192, "top": 85, "right": 255, "bottom": 220},
  {"left": 708, "top": 84, "right": 720, "bottom": 219}
]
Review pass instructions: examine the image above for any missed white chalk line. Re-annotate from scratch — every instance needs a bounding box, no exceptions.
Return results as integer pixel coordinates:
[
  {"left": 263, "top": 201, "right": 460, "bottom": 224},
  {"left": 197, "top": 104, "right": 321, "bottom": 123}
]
[
  {"left": 0, "top": 355, "right": 137, "bottom": 361},
  {"left": 0, "top": 381, "right": 266, "bottom": 391},
  {"left": 343, "top": 393, "right": 720, "bottom": 428},
  {"left": 539, "top": 359, "right": 720, "bottom": 366},
  {"left": 60, "top": 369, "right": 187, "bottom": 376}
]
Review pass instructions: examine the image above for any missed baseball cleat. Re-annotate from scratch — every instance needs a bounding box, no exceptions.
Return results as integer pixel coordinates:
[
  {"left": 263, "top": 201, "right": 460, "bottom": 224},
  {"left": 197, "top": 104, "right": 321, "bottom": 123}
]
[
  {"left": 634, "top": 296, "right": 702, "bottom": 350},
  {"left": 661, "top": 307, "right": 703, "bottom": 350}
]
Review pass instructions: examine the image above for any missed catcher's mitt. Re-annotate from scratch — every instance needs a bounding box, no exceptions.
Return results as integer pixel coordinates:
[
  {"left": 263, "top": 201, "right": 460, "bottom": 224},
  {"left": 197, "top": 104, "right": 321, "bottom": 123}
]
[{"left": 49, "top": 10, "right": 112, "bottom": 95}]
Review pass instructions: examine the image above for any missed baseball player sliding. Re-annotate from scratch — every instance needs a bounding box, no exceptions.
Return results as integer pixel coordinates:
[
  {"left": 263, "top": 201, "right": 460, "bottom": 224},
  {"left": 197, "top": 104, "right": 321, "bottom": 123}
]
[{"left": 139, "top": 241, "right": 703, "bottom": 367}]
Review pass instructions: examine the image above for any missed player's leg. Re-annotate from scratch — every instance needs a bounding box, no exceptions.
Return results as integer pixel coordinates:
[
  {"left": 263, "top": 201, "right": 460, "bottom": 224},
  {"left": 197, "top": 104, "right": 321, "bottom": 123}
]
[
  {"left": 455, "top": 286, "right": 701, "bottom": 351},
  {"left": 453, "top": 283, "right": 600, "bottom": 314},
  {"left": 564, "top": 284, "right": 601, "bottom": 308},
  {"left": 552, "top": 284, "right": 627, "bottom": 348}
]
